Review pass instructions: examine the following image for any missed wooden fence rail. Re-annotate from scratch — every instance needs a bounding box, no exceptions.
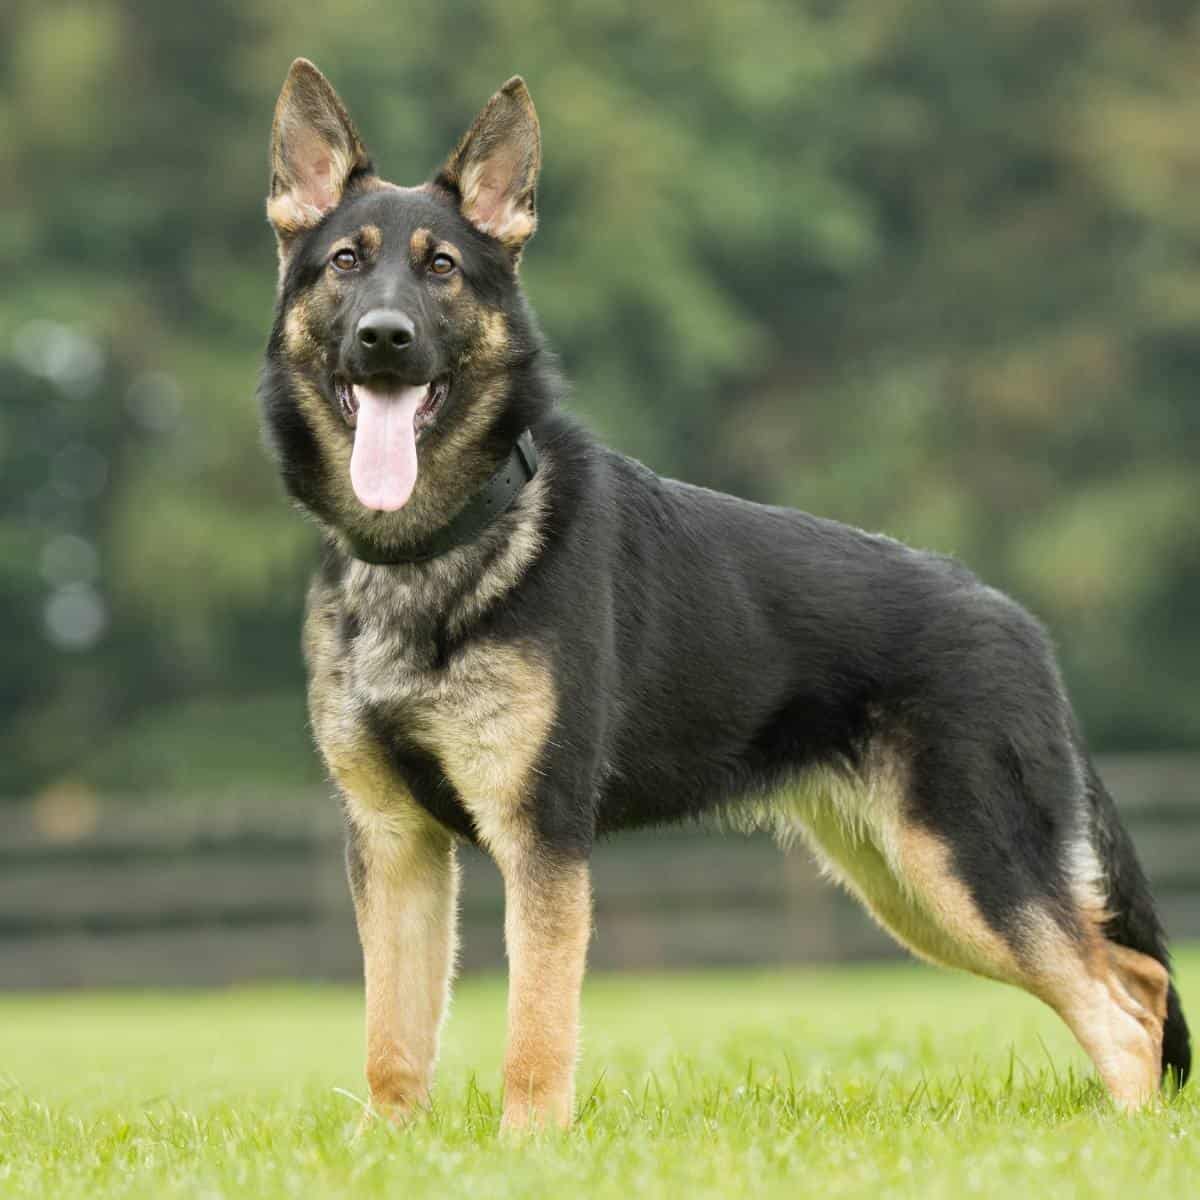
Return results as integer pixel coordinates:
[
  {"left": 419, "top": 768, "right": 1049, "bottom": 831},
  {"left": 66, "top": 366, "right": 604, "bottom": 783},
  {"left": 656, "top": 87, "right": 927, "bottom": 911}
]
[{"left": 1, "top": 755, "right": 1197, "bottom": 988}]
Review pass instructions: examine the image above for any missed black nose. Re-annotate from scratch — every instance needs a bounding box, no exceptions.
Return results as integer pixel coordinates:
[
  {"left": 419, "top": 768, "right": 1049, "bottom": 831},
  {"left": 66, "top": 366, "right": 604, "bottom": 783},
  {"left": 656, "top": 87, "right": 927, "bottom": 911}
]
[{"left": 355, "top": 309, "right": 415, "bottom": 364}]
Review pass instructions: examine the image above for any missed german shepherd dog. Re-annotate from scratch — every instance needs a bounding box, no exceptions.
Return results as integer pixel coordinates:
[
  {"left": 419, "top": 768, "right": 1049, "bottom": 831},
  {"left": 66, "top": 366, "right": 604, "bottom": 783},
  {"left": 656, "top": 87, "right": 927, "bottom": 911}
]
[{"left": 259, "top": 59, "right": 1189, "bottom": 1127}]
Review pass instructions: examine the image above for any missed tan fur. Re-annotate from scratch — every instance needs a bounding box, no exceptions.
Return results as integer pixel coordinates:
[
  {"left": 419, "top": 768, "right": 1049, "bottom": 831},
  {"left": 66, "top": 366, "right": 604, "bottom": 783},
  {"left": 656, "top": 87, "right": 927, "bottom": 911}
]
[
  {"left": 735, "top": 743, "right": 1167, "bottom": 1109},
  {"left": 354, "top": 809, "right": 459, "bottom": 1121},
  {"left": 321, "top": 227, "right": 383, "bottom": 268},
  {"left": 878, "top": 817, "right": 1164, "bottom": 1108},
  {"left": 289, "top": 372, "right": 360, "bottom": 515},
  {"left": 304, "top": 596, "right": 460, "bottom": 1120},
  {"left": 440, "top": 77, "right": 541, "bottom": 253},
  {"left": 751, "top": 749, "right": 1023, "bottom": 982},
  {"left": 893, "top": 824, "right": 1026, "bottom": 981},
  {"left": 1110, "top": 942, "right": 1170, "bottom": 1023},
  {"left": 283, "top": 299, "right": 328, "bottom": 370},
  {"left": 409, "top": 227, "right": 433, "bottom": 260},
  {"left": 306, "top": 559, "right": 569, "bottom": 1123},
  {"left": 460, "top": 309, "right": 509, "bottom": 372},
  {"left": 1019, "top": 910, "right": 1167, "bottom": 1110},
  {"left": 501, "top": 859, "right": 592, "bottom": 1129},
  {"left": 444, "top": 463, "right": 550, "bottom": 637},
  {"left": 320, "top": 600, "right": 557, "bottom": 868},
  {"left": 883, "top": 816, "right": 1166, "bottom": 1109},
  {"left": 417, "top": 643, "right": 556, "bottom": 865},
  {"left": 409, "top": 230, "right": 467, "bottom": 298},
  {"left": 303, "top": 588, "right": 362, "bottom": 775},
  {"left": 267, "top": 60, "right": 371, "bottom": 250},
  {"left": 459, "top": 153, "right": 538, "bottom": 246},
  {"left": 359, "top": 224, "right": 382, "bottom": 255}
]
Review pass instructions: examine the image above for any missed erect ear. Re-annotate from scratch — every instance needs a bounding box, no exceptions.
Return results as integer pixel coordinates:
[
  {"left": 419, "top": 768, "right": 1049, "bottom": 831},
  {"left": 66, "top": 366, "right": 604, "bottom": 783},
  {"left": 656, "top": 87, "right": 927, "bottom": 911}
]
[
  {"left": 435, "top": 77, "right": 541, "bottom": 256},
  {"left": 267, "top": 58, "right": 373, "bottom": 245}
]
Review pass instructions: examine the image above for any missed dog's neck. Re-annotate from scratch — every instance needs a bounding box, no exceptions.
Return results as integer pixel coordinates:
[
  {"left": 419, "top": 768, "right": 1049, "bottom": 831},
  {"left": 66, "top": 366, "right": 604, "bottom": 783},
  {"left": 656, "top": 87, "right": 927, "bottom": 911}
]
[
  {"left": 328, "top": 441, "right": 550, "bottom": 662},
  {"left": 339, "top": 431, "right": 538, "bottom": 565}
]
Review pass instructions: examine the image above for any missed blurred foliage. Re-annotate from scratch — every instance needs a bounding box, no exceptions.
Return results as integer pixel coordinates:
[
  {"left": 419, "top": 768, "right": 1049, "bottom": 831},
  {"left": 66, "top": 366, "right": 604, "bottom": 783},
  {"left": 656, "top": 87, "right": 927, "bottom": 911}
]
[{"left": 1, "top": 0, "right": 1198, "bottom": 796}]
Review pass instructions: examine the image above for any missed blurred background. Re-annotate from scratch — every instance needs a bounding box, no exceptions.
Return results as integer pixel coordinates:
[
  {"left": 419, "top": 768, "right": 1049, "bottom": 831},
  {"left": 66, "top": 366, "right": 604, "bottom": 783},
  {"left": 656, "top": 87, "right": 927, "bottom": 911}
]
[{"left": 1, "top": 0, "right": 1198, "bottom": 987}]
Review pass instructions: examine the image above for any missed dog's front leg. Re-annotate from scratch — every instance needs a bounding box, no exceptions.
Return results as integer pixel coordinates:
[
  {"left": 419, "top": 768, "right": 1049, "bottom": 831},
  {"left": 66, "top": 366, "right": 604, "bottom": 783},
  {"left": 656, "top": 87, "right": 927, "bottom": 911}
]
[
  {"left": 346, "top": 805, "right": 459, "bottom": 1123},
  {"left": 499, "top": 855, "right": 592, "bottom": 1130}
]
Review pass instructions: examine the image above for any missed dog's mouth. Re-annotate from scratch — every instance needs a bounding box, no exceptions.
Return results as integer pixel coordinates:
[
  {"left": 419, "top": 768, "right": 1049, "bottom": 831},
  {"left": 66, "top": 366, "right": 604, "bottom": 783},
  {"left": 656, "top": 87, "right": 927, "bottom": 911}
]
[
  {"left": 334, "top": 375, "right": 449, "bottom": 436},
  {"left": 332, "top": 376, "right": 450, "bottom": 513}
]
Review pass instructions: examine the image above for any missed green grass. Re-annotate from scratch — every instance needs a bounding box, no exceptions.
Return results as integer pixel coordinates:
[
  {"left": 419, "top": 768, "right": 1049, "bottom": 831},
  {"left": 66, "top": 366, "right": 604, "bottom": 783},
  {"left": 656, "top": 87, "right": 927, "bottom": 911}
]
[{"left": 2, "top": 953, "right": 1199, "bottom": 1198}]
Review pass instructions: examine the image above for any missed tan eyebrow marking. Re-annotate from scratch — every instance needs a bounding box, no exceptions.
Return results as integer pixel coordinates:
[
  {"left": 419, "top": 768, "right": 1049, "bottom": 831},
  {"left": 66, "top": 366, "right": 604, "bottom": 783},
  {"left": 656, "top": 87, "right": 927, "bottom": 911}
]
[
  {"left": 410, "top": 227, "right": 434, "bottom": 261},
  {"left": 360, "top": 224, "right": 382, "bottom": 254},
  {"left": 326, "top": 226, "right": 382, "bottom": 268}
]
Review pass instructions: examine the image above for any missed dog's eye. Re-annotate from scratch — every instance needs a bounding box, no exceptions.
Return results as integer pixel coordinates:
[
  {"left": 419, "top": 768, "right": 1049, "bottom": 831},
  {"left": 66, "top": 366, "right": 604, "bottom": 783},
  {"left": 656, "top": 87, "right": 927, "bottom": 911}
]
[
  {"left": 331, "top": 249, "right": 359, "bottom": 272},
  {"left": 429, "top": 253, "right": 456, "bottom": 276}
]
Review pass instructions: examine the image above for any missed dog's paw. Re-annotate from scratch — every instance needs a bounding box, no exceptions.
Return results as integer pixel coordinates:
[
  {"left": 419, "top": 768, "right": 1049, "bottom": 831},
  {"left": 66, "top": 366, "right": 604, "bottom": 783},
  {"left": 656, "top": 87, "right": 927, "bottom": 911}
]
[{"left": 353, "top": 1097, "right": 425, "bottom": 1138}]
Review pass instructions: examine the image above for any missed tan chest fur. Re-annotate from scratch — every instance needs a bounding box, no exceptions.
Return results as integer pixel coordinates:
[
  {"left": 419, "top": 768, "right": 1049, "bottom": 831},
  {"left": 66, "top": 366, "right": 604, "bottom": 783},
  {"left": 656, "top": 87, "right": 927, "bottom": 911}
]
[{"left": 304, "top": 578, "right": 556, "bottom": 863}]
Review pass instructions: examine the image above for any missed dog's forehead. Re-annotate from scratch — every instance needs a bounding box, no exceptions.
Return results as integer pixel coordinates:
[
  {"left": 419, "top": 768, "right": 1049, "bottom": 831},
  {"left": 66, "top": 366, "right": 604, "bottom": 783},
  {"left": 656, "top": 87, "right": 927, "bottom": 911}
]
[{"left": 325, "top": 186, "right": 470, "bottom": 248}]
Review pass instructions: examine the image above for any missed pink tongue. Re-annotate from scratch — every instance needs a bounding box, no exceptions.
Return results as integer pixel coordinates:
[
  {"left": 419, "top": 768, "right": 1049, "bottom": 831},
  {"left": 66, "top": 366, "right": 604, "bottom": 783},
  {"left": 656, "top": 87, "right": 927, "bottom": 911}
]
[{"left": 349, "top": 383, "right": 427, "bottom": 511}]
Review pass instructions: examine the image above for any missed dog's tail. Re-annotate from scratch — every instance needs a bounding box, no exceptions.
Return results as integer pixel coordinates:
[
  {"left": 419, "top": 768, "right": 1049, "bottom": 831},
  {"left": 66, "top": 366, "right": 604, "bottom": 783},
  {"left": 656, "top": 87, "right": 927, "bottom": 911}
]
[{"left": 1087, "top": 760, "right": 1190, "bottom": 1086}]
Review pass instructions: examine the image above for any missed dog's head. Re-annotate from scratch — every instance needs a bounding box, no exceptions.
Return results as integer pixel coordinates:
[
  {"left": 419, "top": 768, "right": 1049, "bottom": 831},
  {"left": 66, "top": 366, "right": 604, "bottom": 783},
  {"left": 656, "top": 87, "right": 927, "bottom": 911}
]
[{"left": 259, "top": 60, "right": 550, "bottom": 544}]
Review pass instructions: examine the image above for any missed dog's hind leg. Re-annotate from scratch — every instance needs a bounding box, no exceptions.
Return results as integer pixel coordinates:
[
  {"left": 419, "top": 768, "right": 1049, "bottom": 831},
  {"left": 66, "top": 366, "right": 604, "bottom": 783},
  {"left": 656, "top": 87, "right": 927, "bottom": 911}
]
[
  {"left": 894, "top": 822, "right": 1167, "bottom": 1109},
  {"left": 1025, "top": 918, "right": 1167, "bottom": 1108},
  {"left": 793, "top": 745, "right": 1171, "bottom": 1109}
]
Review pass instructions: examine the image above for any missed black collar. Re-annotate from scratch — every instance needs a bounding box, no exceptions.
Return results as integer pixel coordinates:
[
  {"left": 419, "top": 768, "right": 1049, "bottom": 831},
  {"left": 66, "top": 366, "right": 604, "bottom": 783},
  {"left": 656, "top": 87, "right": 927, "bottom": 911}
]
[{"left": 342, "top": 430, "right": 539, "bottom": 566}]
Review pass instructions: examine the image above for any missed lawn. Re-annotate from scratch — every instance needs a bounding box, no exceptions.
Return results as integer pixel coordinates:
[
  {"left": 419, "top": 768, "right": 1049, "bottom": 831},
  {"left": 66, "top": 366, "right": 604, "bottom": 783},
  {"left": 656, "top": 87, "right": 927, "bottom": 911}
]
[{"left": 2, "top": 952, "right": 1198, "bottom": 1198}]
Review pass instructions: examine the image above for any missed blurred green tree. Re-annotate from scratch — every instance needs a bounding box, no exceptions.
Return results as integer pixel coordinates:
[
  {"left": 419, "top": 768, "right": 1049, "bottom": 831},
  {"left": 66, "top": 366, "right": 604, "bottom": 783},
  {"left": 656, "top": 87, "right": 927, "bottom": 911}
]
[{"left": 1, "top": 0, "right": 1197, "bottom": 796}]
